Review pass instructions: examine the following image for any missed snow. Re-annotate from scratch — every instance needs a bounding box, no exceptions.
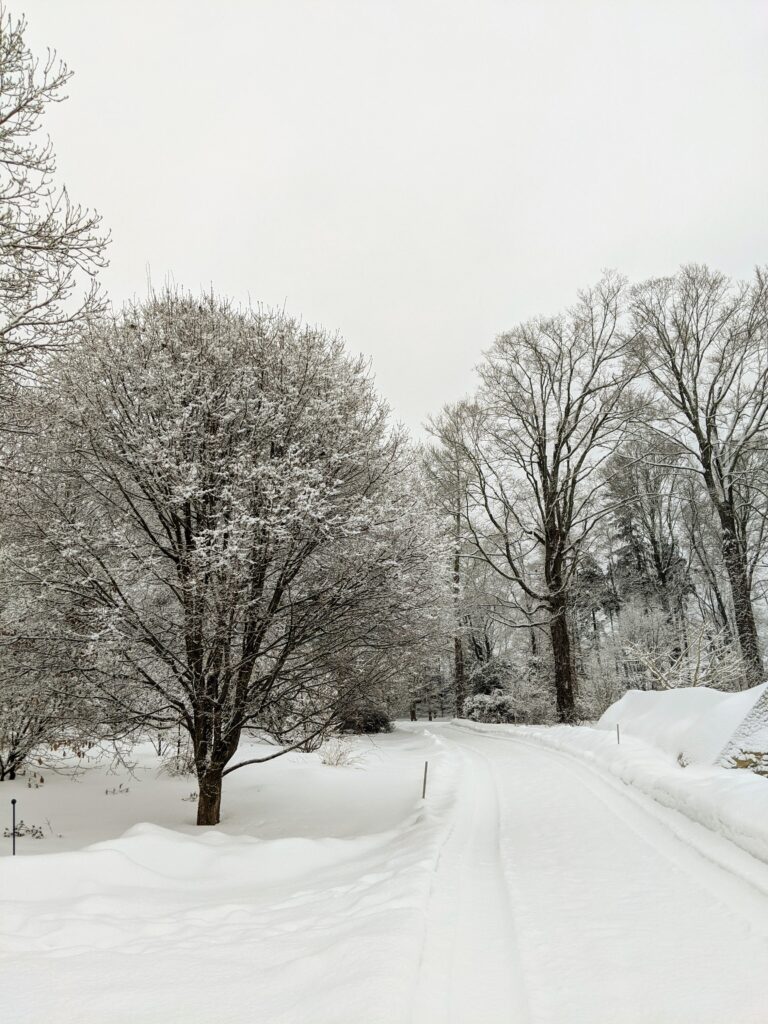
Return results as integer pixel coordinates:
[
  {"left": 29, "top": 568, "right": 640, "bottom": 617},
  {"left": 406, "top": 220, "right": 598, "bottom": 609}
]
[
  {"left": 459, "top": 714, "right": 768, "bottom": 867},
  {"left": 596, "top": 681, "right": 768, "bottom": 764},
  {"left": 2, "top": 722, "right": 768, "bottom": 1023},
  {"left": 431, "top": 722, "right": 768, "bottom": 1023},
  {"left": 0, "top": 731, "right": 457, "bottom": 1023},
  {"left": 1, "top": 734, "right": 437, "bottom": 853}
]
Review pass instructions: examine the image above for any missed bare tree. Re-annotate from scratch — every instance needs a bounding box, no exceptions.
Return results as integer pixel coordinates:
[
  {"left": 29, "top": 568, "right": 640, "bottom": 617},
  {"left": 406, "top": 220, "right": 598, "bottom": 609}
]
[
  {"left": 423, "top": 404, "right": 475, "bottom": 714},
  {"left": 629, "top": 264, "right": 768, "bottom": 684},
  {"left": 605, "top": 435, "right": 690, "bottom": 617},
  {"left": 0, "top": 4, "right": 107, "bottom": 405},
  {"left": 458, "top": 274, "right": 637, "bottom": 721}
]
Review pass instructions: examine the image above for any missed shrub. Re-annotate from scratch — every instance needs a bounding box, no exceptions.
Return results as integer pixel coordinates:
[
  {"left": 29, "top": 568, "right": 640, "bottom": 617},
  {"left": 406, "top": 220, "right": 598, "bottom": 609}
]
[
  {"left": 4, "top": 819, "right": 44, "bottom": 839},
  {"left": 318, "top": 737, "right": 364, "bottom": 767},
  {"left": 469, "top": 658, "right": 513, "bottom": 696},
  {"left": 462, "top": 681, "right": 554, "bottom": 725},
  {"left": 337, "top": 702, "right": 392, "bottom": 734},
  {"left": 158, "top": 739, "right": 195, "bottom": 777},
  {"left": 463, "top": 690, "right": 520, "bottom": 724}
]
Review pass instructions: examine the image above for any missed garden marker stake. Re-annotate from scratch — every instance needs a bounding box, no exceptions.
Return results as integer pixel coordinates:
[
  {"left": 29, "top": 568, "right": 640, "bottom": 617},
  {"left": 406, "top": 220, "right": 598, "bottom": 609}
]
[
  {"left": 422, "top": 760, "right": 429, "bottom": 800},
  {"left": 11, "top": 798, "right": 16, "bottom": 856}
]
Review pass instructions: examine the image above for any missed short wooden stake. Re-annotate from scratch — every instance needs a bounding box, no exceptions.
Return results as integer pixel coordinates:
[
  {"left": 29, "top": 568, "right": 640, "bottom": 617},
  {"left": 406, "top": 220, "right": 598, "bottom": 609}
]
[{"left": 422, "top": 760, "right": 429, "bottom": 800}]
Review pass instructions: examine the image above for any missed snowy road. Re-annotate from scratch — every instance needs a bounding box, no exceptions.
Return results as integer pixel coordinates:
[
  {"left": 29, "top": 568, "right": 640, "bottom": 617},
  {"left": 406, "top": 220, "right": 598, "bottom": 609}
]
[{"left": 411, "top": 722, "right": 768, "bottom": 1024}]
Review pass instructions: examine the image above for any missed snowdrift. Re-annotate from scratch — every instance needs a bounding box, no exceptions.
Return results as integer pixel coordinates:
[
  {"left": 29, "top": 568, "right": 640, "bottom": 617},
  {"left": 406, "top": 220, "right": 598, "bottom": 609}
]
[{"left": 597, "top": 682, "right": 768, "bottom": 766}]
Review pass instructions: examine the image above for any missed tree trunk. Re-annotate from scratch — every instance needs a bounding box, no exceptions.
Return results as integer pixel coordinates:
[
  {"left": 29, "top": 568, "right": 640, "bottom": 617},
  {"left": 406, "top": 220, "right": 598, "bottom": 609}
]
[
  {"left": 454, "top": 633, "right": 466, "bottom": 715},
  {"left": 719, "top": 509, "right": 763, "bottom": 685},
  {"left": 196, "top": 768, "right": 224, "bottom": 826},
  {"left": 710, "top": 580, "right": 733, "bottom": 639},
  {"left": 452, "top": 512, "right": 466, "bottom": 715},
  {"left": 549, "top": 600, "right": 576, "bottom": 723},
  {"left": 529, "top": 622, "right": 538, "bottom": 658}
]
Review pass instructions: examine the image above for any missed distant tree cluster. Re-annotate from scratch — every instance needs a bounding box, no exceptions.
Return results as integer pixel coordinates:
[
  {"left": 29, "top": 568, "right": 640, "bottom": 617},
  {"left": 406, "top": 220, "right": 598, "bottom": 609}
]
[{"left": 424, "top": 265, "right": 768, "bottom": 726}]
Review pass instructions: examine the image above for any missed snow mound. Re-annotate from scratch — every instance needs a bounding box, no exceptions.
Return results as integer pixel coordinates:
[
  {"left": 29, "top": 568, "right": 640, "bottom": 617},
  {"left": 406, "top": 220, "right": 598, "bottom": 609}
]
[
  {"left": 4, "top": 822, "right": 398, "bottom": 905},
  {"left": 597, "top": 682, "right": 768, "bottom": 765}
]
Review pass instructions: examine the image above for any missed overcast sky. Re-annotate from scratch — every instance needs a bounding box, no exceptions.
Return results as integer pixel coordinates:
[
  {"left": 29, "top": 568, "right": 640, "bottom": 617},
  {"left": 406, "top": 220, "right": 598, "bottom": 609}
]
[{"left": 18, "top": 0, "right": 768, "bottom": 432}]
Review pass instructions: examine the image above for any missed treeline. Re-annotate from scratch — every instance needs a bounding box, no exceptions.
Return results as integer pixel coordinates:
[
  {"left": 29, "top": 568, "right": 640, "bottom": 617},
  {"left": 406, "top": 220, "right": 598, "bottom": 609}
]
[{"left": 423, "top": 266, "right": 768, "bottom": 725}]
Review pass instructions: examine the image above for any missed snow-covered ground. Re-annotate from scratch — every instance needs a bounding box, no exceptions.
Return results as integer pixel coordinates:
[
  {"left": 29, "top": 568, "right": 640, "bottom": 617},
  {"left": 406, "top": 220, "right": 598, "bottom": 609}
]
[
  {"left": 461, "top": 713, "right": 768, "bottom": 866},
  {"left": 2, "top": 722, "right": 768, "bottom": 1023},
  {"left": 0, "top": 731, "right": 455, "bottom": 1023},
  {"left": 419, "top": 722, "right": 768, "bottom": 1023}
]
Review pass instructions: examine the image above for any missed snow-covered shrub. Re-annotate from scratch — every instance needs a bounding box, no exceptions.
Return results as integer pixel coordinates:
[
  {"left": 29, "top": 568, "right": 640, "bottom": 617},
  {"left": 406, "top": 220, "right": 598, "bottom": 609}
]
[
  {"left": 0, "top": 650, "right": 94, "bottom": 781},
  {"left": 469, "top": 658, "right": 514, "bottom": 696},
  {"left": 318, "top": 736, "right": 364, "bottom": 767},
  {"left": 463, "top": 673, "right": 554, "bottom": 724},
  {"left": 337, "top": 701, "right": 392, "bottom": 734},
  {"left": 576, "top": 673, "right": 626, "bottom": 721},
  {"left": 0, "top": 539, "right": 103, "bottom": 781},
  {"left": 463, "top": 691, "right": 519, "bottom": 723},
  {"left": 621, "top": 625, "right": 749, "bottom": 693},
  {"left": 158, "top": 735, "right": 196, "bottom": 777}
]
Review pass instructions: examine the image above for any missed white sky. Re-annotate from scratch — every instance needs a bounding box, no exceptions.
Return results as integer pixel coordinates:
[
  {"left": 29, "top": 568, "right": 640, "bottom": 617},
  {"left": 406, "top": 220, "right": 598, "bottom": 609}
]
[{"left": 18, "top": 0, "right": 768, "bottom": 432}]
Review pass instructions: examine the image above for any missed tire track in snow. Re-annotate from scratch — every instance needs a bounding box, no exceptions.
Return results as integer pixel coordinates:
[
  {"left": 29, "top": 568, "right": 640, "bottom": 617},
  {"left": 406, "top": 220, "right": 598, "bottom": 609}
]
[
  {"left": 439, "top": 722, "right": 768, "bottom": 1024},
  {"left": 452, "top": 721, "right": 768, "bottom": 921},
  {"left": 410, "top": 735, "right": 529, "bottom": 1024}
]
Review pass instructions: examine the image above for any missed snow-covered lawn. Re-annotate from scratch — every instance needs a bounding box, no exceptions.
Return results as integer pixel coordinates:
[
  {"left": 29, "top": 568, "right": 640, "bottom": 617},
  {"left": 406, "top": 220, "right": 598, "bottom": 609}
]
[
  {"left": 2, "top": 720, "right": 768, "bottom": 1023},
  {"left": 0, "top": 732, "right": 442, "bottom": 853},
  {"left": 0, "top": 730, "right": 456, "bottom": 1024}
]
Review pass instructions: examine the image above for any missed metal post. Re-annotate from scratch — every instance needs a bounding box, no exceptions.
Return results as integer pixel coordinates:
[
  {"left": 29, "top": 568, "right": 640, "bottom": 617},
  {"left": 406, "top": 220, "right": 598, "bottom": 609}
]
[
  {"left": 11, "top": 798, "right": 16, "bottom": 856},
  {"left": 616, "top": 723, "right": 620, "bottom": 745},
  {"left": 422, "top": 760, "right": 429, "bottom": 799}
]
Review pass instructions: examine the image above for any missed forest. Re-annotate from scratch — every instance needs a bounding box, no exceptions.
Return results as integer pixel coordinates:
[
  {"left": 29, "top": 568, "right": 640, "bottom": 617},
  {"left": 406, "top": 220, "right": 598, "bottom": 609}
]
[{"left": 2, "top": 3, "right": 768, "bottom": 829}]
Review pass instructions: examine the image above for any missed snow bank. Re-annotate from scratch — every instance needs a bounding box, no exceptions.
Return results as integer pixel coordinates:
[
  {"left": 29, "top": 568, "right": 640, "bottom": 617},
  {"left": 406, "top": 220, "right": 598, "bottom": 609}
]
[
  {"left": 597, "top": 682, "right": 768, "bottom": 765},
  {"left": 453, "top": 718, "right": 768, "bottom": 866}
]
